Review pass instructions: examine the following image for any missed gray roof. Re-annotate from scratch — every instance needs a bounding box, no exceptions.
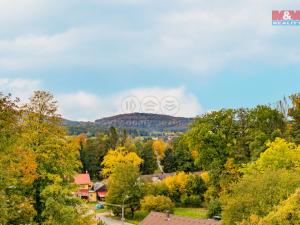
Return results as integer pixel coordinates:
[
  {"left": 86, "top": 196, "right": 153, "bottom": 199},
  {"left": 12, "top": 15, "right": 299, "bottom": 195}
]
[{"left": 139, "top": 212, "right": 220, "bottom": 225}]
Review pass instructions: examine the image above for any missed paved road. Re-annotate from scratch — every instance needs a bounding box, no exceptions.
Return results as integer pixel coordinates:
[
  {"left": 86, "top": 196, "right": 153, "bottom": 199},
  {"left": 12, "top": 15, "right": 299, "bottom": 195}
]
[{"left": 96, "top": 212, "right": 134, "bottom": 225}]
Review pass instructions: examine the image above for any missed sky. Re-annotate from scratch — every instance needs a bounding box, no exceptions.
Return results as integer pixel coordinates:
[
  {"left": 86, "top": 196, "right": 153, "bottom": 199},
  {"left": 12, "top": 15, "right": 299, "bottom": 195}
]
[{"left": 0, "top": 0, "right": 300, "bottom": 121}]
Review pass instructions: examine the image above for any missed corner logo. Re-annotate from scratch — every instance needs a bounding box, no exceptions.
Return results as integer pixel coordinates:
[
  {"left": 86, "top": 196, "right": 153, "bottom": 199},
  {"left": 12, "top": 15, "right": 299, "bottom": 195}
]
[{"left": 272, "top": 10, "right": 300, "bottom": 26}]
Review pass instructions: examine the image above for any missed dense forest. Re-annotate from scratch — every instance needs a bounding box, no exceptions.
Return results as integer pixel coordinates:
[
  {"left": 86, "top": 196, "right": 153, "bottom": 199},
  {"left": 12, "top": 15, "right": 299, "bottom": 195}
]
[{"left": 1, "top": 90, "right": 300, "bottom": 224}]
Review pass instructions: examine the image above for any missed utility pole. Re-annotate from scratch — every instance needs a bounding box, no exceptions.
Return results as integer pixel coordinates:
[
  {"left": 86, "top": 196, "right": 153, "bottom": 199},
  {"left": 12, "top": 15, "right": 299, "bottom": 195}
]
[{"left": 101, "top": 195, "right": 129, "bottom": 225}]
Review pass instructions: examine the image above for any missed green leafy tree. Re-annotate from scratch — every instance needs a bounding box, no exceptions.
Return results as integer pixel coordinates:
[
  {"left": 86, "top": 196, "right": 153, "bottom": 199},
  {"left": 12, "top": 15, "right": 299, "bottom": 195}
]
[
  {"left": 243, "top": 138, "right": 300, "bottom": 174},
  {"left": 221, "top": 169, "right": 300, "bottom": 225},
  {"left": 186, "top": 106, "right": 285, "bottom": 210},
  {"left": 186, "top": 174, "right": 207, "bottom": 197},
  {"left": 258, "top": 188, "right": 300, "bottom": 225},
  {"left": 140, "top": 140, "right": 157, "bottom": 174},
  {"left": 160, "top": 147, "right": 177, "bottom": 173},
  {"left": 162, "top": 136, "right": 196, "bottom": 173},
  {"left": 81, "top": 134, "right": 108, "bottom": 179},
  {"left": 106, "top": 127, "right": 118, "bottom": 149},
  {"left": 20, "top": 91, "right": 87, "bottom": 224},
  {"left": 106, "top": 162, "right": 142, "bottom": 218},
  {"left": 0, "top": 93, "right": 37, "bottom": 225},
  {"left": 288, "top": 94, "right": 300, "bottom": 144},
  {"left": 41, "top": 177, "right": 94, "bottom": 225}
]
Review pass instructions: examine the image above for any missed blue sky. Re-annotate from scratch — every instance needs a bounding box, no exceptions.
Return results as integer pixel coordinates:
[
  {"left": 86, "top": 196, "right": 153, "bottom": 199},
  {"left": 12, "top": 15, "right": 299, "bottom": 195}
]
[{"left": 0, "top": 0, "right": 300, "bottom": 121}]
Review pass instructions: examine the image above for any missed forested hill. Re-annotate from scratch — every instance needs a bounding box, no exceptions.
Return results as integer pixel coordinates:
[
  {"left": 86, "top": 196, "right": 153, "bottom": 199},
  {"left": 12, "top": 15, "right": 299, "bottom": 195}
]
[{"left": 63, "top": 113, "right": 194, "bottom": 135}]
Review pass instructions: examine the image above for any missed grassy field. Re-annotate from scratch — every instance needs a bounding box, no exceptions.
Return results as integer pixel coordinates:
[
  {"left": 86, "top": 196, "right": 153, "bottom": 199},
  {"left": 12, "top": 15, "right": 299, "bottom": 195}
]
[
  {"left": 99, "top": 206, "right": 208, "bottom": 224},
  {"left": 173, "top": 207, "right": 208, "bottom": 219},
  {"left": 121, "top": 207, "right": 208, "bottom": 224}
]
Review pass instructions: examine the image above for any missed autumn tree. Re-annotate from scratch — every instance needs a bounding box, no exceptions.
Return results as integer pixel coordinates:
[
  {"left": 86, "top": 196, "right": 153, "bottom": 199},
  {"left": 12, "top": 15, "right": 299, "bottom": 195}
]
[
  {"left": 258, "top": 188, "right": 300, "bottom": 225},
  {"left": 152, "top": 139, "right": 166, "bottom": 173},
  {"left": 101, "top": 146, "right": 143, "bottom": 177},
  {"left": 221, "top": 169, "right": 300, "bottom": 225},
  {"left": 0, "top": 93, "right": 39, "bottom": 224},
  {"left": 105, "top": 162, "right": 142, "bottom": 218},
  {"left": 19, "top": 91, "right": 92, "bottom": 224},
  {"left": 186, "top": 106, "right": 285, "bottom": 213},
  {"left": 141, "top": 195, "right": 174, "bottom": 213},
  {"left": 243, "top": 138, "right": 300, "bottom": 174}
]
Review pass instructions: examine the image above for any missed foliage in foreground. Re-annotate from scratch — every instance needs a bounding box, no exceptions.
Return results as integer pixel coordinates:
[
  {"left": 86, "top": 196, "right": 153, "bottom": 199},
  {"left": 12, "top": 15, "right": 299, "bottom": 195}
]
[
  {"left": 0, "top": 91, "right": 94, "bottom": 225},
  {"left": 221, "top": 169, "right": 300, "bottom": 225}
]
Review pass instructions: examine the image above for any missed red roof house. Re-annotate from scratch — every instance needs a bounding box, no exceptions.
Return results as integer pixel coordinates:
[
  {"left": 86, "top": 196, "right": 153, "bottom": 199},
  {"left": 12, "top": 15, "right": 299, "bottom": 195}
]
[{"left": 74, "top": 173, "right": 91, "bottom": 185}]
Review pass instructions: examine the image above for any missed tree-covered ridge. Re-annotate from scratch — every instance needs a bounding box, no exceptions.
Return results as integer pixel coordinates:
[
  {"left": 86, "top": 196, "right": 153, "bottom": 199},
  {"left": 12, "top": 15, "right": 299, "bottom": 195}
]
[{"left": 64, "top": 112, "right": 193, "bottom": 136}]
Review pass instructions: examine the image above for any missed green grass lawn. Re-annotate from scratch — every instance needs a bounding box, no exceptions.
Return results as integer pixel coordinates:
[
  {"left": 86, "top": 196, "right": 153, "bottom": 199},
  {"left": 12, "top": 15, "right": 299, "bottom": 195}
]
[
  {"left": 173, "top": 207, "right": 208, "bottom": 219},
  {"left": 112, "top": 207, "right": 208, "bottom": 224}
]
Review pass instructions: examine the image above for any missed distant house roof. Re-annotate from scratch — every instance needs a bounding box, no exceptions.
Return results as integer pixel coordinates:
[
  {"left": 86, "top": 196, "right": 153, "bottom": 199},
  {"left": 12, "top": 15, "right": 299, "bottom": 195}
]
[
  {"left": 74, "top": 173, "right": 91, "bottom": 185},
  {"left": 97, "top": 191, "right": 107, "bottom": 198},
  {"left": 139, "top": 212, "right": 220, "bottom": 225},
  {"left": 141, "top": 171, "right": 203, "bottom": 182},
  {"left": 93, "top": 181, "right": 106, "bottom": 191}
]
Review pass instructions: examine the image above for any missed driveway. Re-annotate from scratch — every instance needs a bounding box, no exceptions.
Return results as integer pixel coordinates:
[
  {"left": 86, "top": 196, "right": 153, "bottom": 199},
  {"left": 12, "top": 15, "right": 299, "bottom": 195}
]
[{"left": 96, "top": 212, "right": 134, "bottom": 225}]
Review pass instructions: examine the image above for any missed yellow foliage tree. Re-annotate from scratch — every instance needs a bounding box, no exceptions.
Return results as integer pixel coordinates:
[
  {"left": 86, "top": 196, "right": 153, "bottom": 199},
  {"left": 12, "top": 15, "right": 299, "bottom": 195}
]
[
  {"left": 164, "top": 172, "right": 189, "bottom": 193},
  {"left": 101, "top": 147, "right": 143, "bottom": 176},
  {"left": 243, "top": 138, "right": 300, "bottom": 174},
  {"left": 200, "top": 171, "right": 209, "bottom": 184},
  {"left": 152, "top": 139, "right": 166, "bottom": 172},
  {"left": 152, "top": 140, "right": 166, "bottom": 158}
]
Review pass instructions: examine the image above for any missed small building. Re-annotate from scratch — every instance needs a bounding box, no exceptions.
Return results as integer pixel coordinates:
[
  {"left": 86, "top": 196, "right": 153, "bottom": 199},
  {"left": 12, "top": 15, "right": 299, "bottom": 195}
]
[
  {"left": 74, "top": 173, "right": 93, "bottom": 201},
  {"left": 88, "top": 190, "right": 97, "bottom": 202},
  {"left": 139, "top": 212, "right": 220, "bottom": 225},
  {"left": 93, "top": 181, "right": 108, "bottom": 201},
  {"left": 74, "top": 173, "right": 92, "bottom": 189}
]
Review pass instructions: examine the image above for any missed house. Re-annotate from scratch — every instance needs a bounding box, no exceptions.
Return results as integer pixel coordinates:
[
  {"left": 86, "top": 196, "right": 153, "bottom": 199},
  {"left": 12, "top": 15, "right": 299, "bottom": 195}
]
[
  {"left": 93, "top": 181, "right": 108, "bottom": 201},
  {"left": 74, "top": 173, "right": 95, "bottom": 201},
  {"left": 74, "top": 173, "right": 92, "bottom": 189},
  {"left": 74, "top": 173, "right": 108, "bottom": 202},
  {"left": 88, "top": 190, "right": 97, "bottom": 202},
  {"left": 139, "top": 212, "right": 220, "bottom": 225}
]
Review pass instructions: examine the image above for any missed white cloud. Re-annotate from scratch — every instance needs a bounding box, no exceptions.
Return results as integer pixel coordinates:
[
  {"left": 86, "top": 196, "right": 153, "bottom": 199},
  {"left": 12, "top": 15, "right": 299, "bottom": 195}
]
[
  {"left": 0, "top": 0, "right": 300, "bottom": 74},
  {"left": 0, "top": 77, "right": 202, "bottom": 121},
  {"left": 0, "top": 78, "right": 40, "bottom": 101},
  {"left": 56, "top": 87, "right": 202, "bottom": 121},
  {"left": 57, "top": 91, "right": 104, "bottom": 121}
]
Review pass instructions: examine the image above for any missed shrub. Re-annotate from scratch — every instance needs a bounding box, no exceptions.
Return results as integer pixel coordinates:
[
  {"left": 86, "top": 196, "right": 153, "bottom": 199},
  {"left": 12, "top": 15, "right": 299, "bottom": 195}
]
[
  {"left": 180, "top": 194, "right": 202, "bottom": 207},
  {"left": 133, "top": 210, "right": 149, "bottom": 221},
  {"left": 141, "top": 195, "right": 174, "bottom": 213},
  {"left": 207, "top": 199, "right": 221, "bottom": 218}
]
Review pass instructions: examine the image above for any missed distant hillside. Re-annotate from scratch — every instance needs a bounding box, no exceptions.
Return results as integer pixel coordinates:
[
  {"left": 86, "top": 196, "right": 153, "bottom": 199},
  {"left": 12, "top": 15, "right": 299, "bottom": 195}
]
[
  {"left": 63, "top": 113, "right": 194, "bottom": 135},
  {"left": 95, "top": 113, "right": 193, "bottom": 132}
]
